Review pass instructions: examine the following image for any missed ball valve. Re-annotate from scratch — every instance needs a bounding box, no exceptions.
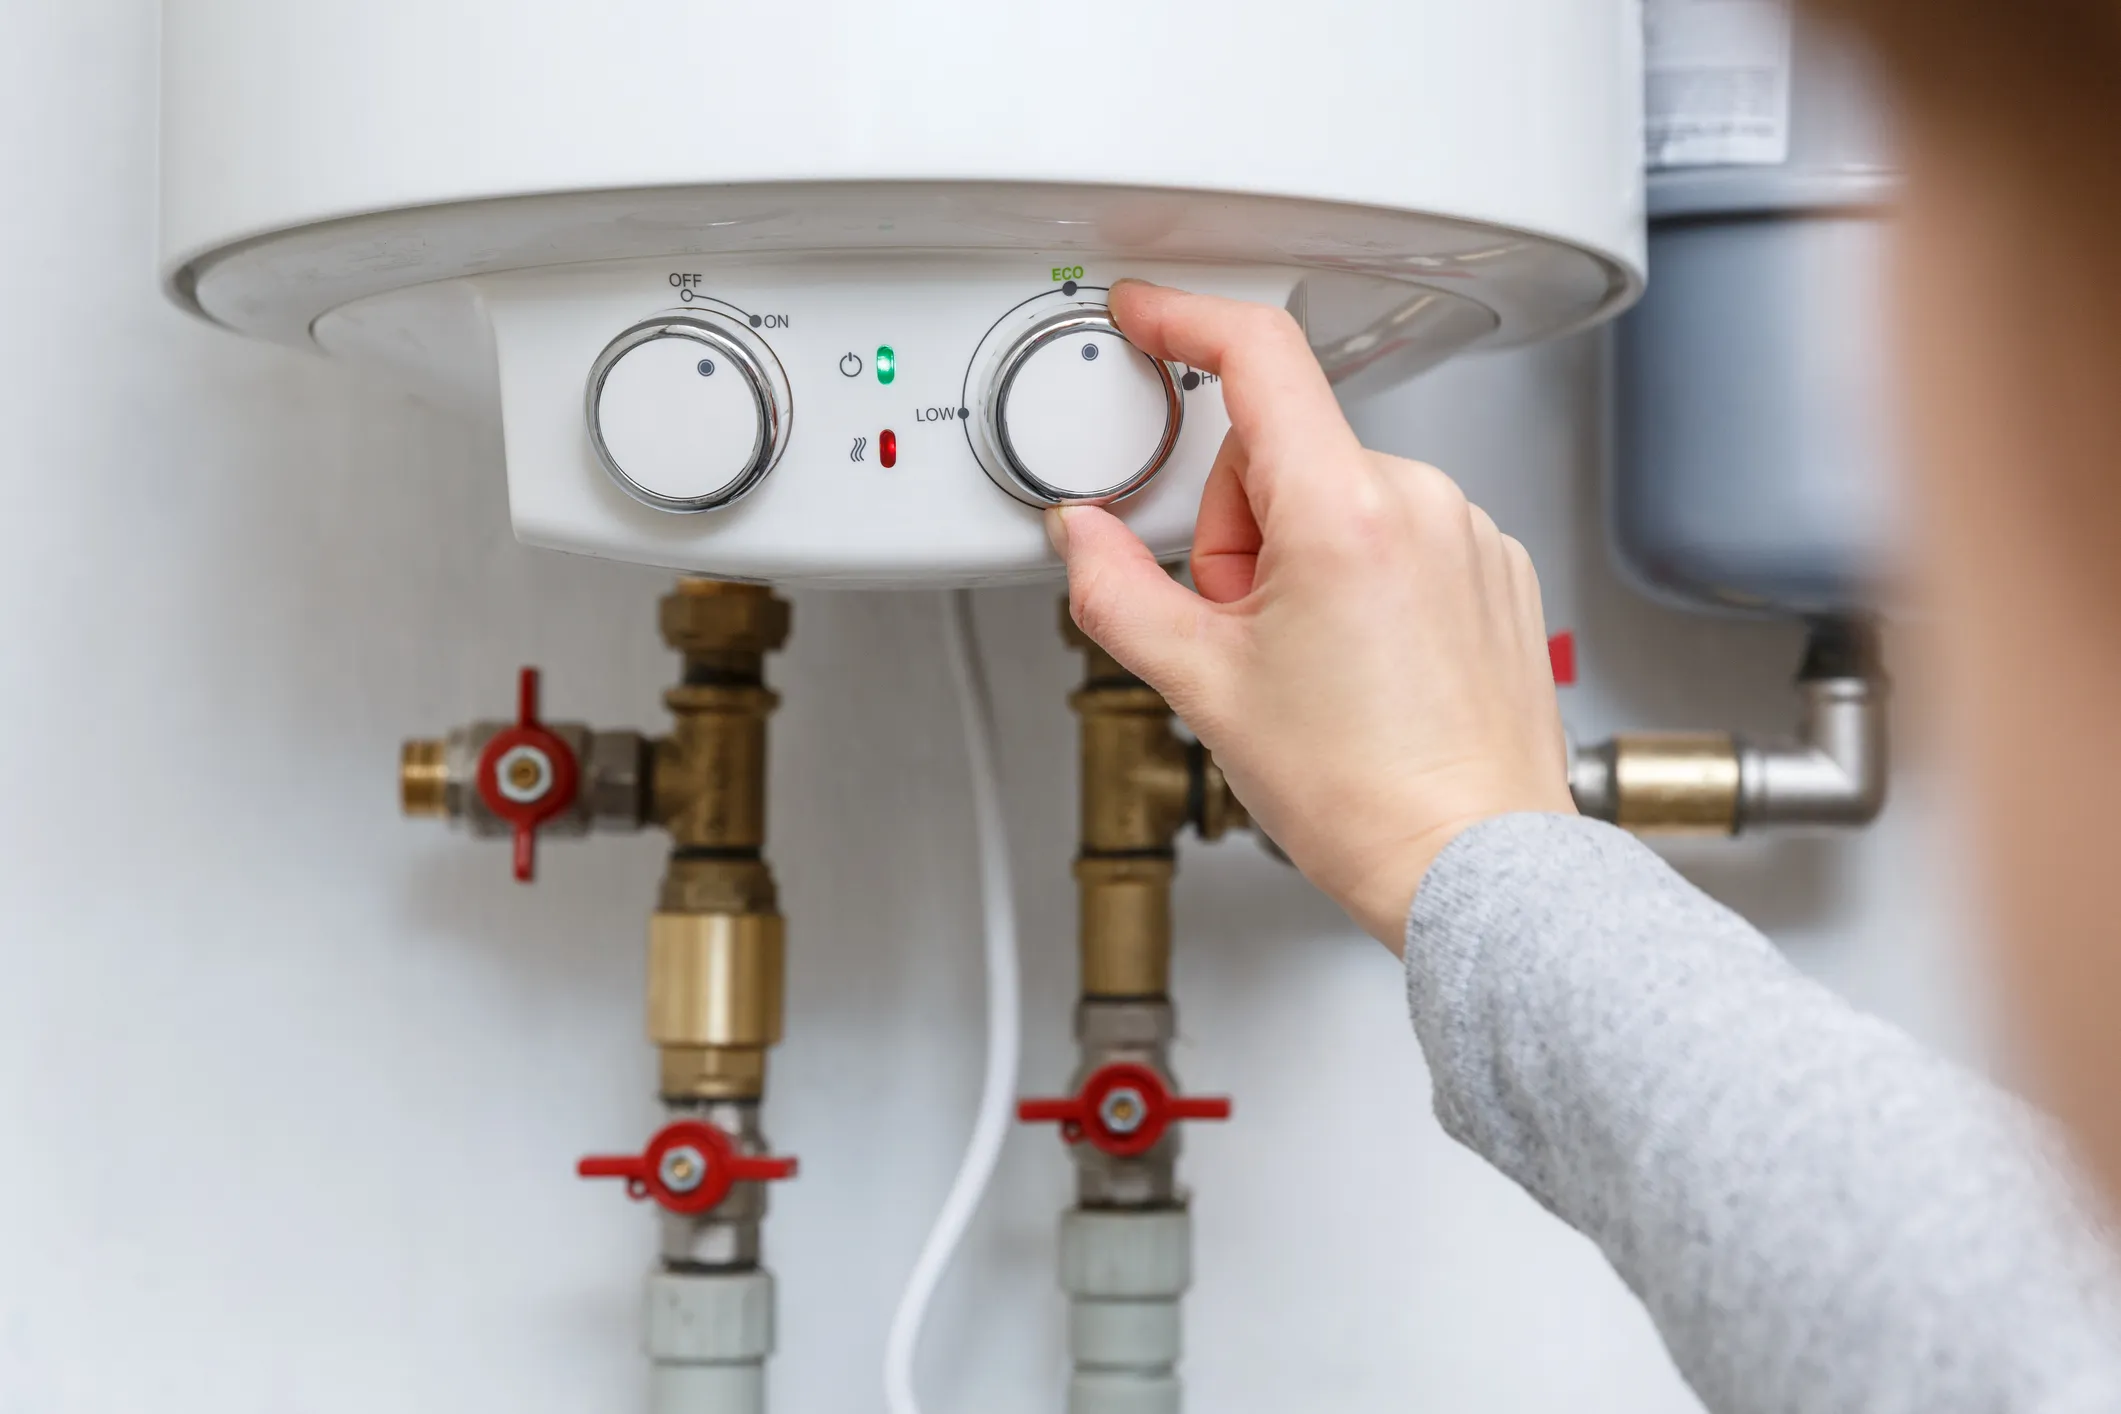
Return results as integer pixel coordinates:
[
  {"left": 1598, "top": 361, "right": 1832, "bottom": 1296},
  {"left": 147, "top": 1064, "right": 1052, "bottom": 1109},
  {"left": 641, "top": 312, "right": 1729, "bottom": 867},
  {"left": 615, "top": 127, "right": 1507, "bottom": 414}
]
[
  {"left": 399, "top": 666, "right": 653, "bottom": 881},
  {"left": 1017, "top": 1062, "right": 1231, "bottom": 1159},
  {"left": 1548, "top": 631, "right": 1576, "bottom": 687},
  {"left": 474, "top": 667, "right": 581, "bottom": 883},
  {"left": 576, "top": 1119, "right": 799, "bottom": 1215}
]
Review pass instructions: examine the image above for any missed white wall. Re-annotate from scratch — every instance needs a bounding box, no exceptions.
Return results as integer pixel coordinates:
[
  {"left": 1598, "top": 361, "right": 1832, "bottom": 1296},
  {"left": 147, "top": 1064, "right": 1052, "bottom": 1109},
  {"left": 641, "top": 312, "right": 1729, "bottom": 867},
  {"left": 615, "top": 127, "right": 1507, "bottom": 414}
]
[{"left": 0, "top": 4, "right": 1990, "bottom": 1412}]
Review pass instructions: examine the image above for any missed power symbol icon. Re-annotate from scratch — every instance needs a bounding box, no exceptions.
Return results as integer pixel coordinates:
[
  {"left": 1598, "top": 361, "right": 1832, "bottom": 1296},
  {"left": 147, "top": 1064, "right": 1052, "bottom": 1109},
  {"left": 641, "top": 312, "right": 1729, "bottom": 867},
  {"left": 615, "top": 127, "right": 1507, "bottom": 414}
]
[{"left": 838, "top": 352, "right": 863, "bottom": 378}]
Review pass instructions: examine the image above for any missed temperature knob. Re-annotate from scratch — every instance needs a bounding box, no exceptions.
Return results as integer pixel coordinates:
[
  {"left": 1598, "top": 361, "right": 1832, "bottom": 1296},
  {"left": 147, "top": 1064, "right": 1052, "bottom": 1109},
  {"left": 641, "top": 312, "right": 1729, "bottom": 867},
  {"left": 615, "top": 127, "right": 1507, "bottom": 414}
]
[
  {"left": 977, "top": 309, "right": 1183, "bottom": 506},
  {"left": 585, "top": 312, "right": 791, "bottom": 513}
]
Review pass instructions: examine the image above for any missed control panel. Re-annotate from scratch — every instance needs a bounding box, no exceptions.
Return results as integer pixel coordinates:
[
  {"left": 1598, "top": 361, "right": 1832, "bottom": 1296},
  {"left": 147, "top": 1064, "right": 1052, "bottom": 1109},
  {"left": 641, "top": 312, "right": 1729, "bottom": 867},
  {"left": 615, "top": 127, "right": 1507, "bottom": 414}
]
[{"left": 466, "top": 256, "right": 1475, "bottom": 585}]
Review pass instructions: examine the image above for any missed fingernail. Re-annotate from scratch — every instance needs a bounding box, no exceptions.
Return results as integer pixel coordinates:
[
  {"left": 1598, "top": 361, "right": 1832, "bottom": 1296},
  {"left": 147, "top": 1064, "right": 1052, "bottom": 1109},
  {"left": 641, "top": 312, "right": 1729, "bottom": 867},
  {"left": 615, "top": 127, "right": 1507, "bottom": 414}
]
[
  {"left": 1044, "top": 506, "right": 1072, "bottom": 557},
  {"left": 1109, "top": 277, "right": 1152, "bottom": 295}
]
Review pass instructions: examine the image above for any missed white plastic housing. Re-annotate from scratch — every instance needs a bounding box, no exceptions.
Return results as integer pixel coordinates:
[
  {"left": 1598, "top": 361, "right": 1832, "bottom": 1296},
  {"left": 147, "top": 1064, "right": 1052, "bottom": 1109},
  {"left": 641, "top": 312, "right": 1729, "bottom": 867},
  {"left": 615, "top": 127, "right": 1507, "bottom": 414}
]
[{"left": 161, "top": 0, "right": 1646, "bottom": 586}]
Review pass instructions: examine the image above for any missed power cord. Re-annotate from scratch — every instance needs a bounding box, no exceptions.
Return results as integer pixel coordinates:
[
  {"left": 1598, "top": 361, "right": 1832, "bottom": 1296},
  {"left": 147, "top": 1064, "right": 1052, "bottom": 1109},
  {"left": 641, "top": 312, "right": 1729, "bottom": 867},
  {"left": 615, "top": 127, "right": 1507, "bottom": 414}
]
[{"left": 883, "top": 589, "right": 1023, "bottom": 1414}]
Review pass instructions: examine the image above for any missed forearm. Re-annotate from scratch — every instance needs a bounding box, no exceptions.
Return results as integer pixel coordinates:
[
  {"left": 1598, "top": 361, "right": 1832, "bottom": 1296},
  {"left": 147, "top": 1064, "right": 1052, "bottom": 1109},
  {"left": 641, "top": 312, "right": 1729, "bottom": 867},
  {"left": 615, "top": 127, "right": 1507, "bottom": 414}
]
[{"left": 1407, "top": 813, "right": 2121, "bottom": 1414}]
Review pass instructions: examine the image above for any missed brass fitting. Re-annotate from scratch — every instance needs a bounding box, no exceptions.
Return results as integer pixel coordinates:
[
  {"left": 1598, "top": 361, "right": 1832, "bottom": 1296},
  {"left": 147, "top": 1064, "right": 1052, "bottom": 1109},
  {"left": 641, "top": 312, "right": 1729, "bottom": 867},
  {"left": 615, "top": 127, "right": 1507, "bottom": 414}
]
[
  {"left": 649, "top": 910, "right": 785, "bottom": 1100},
  {"left": 400, "top": 739, "right": 449, "bottom": 818},
  {"left": 649, "top": 580, "right": 791, "bottom": 1102},
  {"left": 1076, "top": 856, "right": 1176, "bottom": 997},
  {"left": 660, "top": 577, "right": 791, "bottom": 678},
  {"left": 1613, "top": 733, "right": 1741, "bottom": 835},
  {"left": 1568, "top": 618, "right": 1889, "bottom": 836},
  {"left": 1074, "top": 682, "right": 1192, "bottom": 854},
  {"left": 653, "top": 683, "right": 776, "bottom": 849},
  {"left": 1194, "top": 752, "right": 1250, "bottom": 841},
  {"left": 1063, "top": 604, "right": 1244, "bottom": 999}
]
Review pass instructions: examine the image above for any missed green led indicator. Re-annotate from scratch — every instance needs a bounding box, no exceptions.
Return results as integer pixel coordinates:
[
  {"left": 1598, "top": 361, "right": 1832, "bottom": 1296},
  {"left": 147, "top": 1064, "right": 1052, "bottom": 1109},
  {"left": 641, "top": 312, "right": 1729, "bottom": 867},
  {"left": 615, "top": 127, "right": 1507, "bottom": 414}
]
[{"left": 875, "top": 345, "right": 896, "bottom": 386}]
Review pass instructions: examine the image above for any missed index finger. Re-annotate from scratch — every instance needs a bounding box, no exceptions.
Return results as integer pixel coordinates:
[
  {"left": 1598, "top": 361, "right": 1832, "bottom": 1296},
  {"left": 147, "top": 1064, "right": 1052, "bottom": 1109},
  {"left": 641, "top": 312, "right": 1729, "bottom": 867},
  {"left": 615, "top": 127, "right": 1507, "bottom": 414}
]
[{"left": 1109, "top": 280, "right": 1366, "bottom": 518}]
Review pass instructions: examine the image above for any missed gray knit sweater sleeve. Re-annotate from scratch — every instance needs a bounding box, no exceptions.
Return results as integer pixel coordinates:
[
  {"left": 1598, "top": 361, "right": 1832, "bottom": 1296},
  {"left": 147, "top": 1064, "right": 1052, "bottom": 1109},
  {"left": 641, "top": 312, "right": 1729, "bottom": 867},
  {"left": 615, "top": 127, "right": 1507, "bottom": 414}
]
[{"left": 1404, "top": 812, "right": 2121, "bottom": 1414}]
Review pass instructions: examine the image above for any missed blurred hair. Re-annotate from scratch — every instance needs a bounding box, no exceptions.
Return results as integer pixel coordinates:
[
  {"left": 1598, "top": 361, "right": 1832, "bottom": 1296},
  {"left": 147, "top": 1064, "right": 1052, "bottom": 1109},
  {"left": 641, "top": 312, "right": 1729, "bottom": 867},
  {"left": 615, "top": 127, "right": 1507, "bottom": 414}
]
[{"left": 1812, "top": 1, "right": 2121, "bottom": 116}]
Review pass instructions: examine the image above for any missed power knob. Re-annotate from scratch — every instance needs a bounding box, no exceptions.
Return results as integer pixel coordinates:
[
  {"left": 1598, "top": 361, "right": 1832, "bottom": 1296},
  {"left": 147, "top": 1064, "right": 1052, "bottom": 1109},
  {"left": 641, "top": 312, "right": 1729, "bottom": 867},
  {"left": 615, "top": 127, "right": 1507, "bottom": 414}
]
[
  {"left": 975, "top": 309, "right": 1183, "bottom": 507},
  {"left": 585, "top": 312, "right": 791, "bottom": 513}
]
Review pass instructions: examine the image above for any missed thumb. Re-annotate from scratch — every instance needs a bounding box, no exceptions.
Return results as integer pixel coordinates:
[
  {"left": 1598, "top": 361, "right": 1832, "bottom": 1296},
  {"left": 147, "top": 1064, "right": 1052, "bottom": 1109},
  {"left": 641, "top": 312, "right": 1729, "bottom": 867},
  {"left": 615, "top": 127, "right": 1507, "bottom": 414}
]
[{"left": 1048, "top": 505, "right": 1216, "bottom": 700}]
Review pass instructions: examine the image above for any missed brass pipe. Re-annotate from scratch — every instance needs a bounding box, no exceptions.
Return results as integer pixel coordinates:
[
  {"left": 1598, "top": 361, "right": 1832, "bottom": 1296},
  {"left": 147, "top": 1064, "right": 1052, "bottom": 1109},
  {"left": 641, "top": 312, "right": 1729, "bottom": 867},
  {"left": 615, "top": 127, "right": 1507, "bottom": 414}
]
[
  {"left": 649, "top": 579, "right": 791, "bottom": 1102},
  {"left": 1613, "top": 732, "right": 1741, "bottom": 835},
  {"left": 1063, "top": 605, "right": 1246, "bottom": 999},
  {"left": 649, "top": 911, "right": 785, "bottom": 1099},
  {"left": 1056, "top": 601, "right": 1247, "bottom": 1220},
  {"left": 1193, "top": 749, "right": 1250, "bottom": 842},
  {"left": 400, "top": 739, "right": 449, "bottom": 818},
  {"left": 1074, "top": 683, "right": 1192, "bottom": 855},
  {"left": 1076, "top": 856, "right": 1176, "bottom": 997},
  {"left": 653, "top": 684, "right": 775, "bottom": 849},
  {"left": 1067, "top": 608, "right": 1182, "bottom": 1000}
]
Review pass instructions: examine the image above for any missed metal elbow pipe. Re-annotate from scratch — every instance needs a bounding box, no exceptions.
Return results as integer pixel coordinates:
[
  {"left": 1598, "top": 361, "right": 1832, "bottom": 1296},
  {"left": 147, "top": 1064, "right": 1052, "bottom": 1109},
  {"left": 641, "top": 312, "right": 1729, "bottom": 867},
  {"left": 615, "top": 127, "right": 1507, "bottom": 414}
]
[
  {"left": 1570, "top": 618, "right": 1888, "bottom": 835},
  {"left": 1739, "top": 674, "right": 1887, "bottom": 828}
]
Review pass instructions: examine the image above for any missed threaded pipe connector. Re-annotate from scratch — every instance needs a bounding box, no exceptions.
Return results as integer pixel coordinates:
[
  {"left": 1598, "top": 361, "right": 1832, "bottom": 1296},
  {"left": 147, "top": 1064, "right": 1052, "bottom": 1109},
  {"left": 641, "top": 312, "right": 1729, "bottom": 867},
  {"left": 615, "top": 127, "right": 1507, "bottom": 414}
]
[{"left": 400, "top": 739, "right": 450, "bottom": 818}]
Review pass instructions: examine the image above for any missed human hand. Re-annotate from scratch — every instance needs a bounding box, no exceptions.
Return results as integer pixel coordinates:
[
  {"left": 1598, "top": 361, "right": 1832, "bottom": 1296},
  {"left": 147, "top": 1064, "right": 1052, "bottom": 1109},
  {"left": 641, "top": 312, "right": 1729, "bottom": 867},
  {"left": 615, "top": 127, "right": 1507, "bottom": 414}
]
[{"left": 1047, "top": 281, "right": 1574, "bottom": 951}]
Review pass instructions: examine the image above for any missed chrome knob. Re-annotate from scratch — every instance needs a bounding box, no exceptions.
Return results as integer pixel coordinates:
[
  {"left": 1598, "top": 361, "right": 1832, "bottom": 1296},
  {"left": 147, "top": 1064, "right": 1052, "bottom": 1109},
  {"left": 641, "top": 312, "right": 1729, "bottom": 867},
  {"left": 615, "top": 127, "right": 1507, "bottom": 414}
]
[
  {"left": 585, "top": 312, "right": 790, "bottom": 513},
  {"left": 975, "top": 308, "right": 1182, "bottom": 507}
]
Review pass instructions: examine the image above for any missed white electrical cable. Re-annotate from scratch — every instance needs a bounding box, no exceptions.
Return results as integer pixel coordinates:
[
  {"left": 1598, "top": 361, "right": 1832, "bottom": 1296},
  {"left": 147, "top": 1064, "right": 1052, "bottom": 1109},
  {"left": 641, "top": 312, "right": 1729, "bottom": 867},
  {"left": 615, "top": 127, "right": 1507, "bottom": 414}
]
[{"left": 883, "top": 589, "right": 1023, "bottom": 1414}]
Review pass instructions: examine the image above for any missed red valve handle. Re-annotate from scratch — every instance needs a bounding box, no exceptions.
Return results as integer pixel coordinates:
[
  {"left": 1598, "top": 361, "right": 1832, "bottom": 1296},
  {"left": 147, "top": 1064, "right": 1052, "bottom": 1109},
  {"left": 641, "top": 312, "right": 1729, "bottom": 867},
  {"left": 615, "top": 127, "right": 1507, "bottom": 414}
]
[
  {"left": 576, "top": 1119, "right": 798, "bottom": 1216},
  {"left": 473, "top": 667, "right": 580, "bottom": 883},
  {"left": 1548, "top": 632, "right": 1577, "bottom": 687},
  {"left": 1017, "top": 1061, "right": 1231, "bottom": 1159}
]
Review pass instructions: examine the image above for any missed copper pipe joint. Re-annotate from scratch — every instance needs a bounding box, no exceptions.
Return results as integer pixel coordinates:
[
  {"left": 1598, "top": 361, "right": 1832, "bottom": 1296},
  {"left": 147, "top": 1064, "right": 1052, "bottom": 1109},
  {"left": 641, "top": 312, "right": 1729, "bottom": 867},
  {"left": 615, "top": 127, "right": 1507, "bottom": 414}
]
[
  {"left": 661, "top": 578, "right": 791, "bottom": 681},
  {"left": 649, "top": 910, "right": 786, "bottom": 1100},
  {"left": 399, "top": 739, "right": 449, "bottom": 818},
  {"left": 1077, "top": 855, "right": 1176, "bottom": 998},
  {"left": 660, "top": 856, "right": 778, "bottom": 915},
  {"left": 1194, "top": 751, "right": 1249, "bottom": 841},
  {"left": 654, "top": 683, "right": 777, "bottom": 848},
  {"left": 649, "top": 579, "right": 792, "bottom": 1102},
  {"left": 1074, "top": 685, "right": 1192, "bottom": 854},
  {"left": 659, "top": 1046, "right": 769, "bottom": 1102},
  {"left": 1613, "top": 733, "right": 1741, "bottom": 835}
]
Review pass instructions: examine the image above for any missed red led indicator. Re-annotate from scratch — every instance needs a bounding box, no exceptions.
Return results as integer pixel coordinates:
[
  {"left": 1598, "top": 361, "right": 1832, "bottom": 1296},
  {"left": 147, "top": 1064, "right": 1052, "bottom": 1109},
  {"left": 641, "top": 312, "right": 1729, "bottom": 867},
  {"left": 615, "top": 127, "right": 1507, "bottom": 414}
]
[{"left": 879, "top": 429, "right": 898, "bottom": 469}]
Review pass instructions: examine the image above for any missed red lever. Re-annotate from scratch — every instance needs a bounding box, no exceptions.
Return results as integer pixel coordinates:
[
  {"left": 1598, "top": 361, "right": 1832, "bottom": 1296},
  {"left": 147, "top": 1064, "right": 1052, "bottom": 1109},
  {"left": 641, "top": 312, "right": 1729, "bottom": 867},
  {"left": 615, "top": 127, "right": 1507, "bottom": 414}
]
[
  {"left": 1548, "top": 632, "right": 1577, "bottom": 687},
  {"left": 1017, "top": 1061, "right": 1231, "bottom": 1158},
  {"left": 473, "top": 667, "right": 580, "bottom": 883},
  {"left": 576, "top": 1119, "right": 798, "bottom": 1215}
]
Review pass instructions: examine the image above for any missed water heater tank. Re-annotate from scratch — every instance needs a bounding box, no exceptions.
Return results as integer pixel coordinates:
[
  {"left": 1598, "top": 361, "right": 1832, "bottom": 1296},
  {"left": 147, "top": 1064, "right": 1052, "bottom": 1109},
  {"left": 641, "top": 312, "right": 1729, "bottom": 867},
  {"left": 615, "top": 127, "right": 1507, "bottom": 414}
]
[{"left": 162, "top": 0, "right": 1646, "bottom": 587}]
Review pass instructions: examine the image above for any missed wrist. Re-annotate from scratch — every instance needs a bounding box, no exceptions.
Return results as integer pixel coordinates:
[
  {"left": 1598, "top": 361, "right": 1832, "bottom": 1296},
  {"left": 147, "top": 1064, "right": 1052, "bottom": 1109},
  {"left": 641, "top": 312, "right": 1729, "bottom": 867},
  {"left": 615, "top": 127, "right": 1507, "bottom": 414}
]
[
  {"left": 1351, "top": 796, "right": 1579, "bottom": 953},
  {"left": 1348, "top": 816, "right": 1486, "bottom": 954}
]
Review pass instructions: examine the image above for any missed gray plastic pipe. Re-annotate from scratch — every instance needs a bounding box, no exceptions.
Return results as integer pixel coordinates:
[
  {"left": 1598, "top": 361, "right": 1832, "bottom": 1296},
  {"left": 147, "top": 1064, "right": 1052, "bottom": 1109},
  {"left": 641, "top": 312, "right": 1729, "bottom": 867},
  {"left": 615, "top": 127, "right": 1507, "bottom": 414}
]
[
  {"left": 1061, "top": 1208, "right": 1192, "bottom": 1414},
  {"left": 646, "top": 1270, "right": 773, "bottom": 1414}
]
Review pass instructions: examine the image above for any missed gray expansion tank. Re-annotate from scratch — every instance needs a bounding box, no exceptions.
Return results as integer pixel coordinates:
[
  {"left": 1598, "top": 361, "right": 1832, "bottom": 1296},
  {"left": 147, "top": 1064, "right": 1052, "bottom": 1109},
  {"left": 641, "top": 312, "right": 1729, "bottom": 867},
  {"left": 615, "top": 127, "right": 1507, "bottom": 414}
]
[{"left": 1615, "top": 5, "right": 1900, "bottom": 614}]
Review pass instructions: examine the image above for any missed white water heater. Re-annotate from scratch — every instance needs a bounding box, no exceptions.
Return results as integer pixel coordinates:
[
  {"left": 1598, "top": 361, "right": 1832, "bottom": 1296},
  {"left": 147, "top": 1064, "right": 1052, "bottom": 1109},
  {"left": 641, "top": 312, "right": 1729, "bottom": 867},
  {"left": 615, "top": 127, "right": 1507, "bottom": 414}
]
[
  {"left": 158, "top": 10, "right": 1652, "bottom": 1414},
  {"left": 162, "top": 0, "right": 1645, "bottom": 586}
]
